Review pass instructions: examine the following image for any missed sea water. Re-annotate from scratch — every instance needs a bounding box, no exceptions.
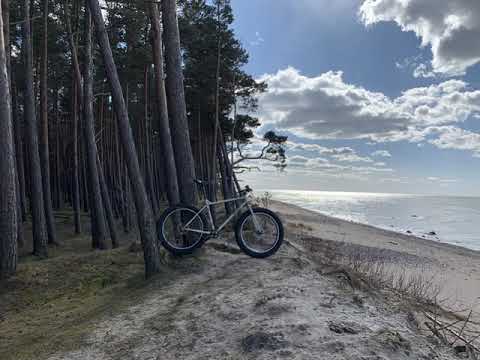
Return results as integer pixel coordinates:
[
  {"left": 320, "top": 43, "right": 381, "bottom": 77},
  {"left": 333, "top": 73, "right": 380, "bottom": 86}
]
[{"left": 266, "top": 190, "right": 480, "bottom": 251}]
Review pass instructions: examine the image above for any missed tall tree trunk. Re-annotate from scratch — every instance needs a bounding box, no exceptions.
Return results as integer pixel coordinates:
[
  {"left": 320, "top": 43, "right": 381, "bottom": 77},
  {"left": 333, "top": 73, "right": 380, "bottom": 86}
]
[
  {"left": 72, "top": 79, "right": 81, "bottom": 234},
  {"left": 0, "top": 0, "right": 17, "bottom": 278},
  {"left": 148, "top": 2, "right": 180, "bottom": 207},
  {"left": 83, "top": 5, "right": 108, "bottom": 249},
  {"left": 65, "top": 7, "right": 83, "bottom": 234},
  {"left": 96, "top": 155, "right": 118, "bottom": 248},
  {"left": 210, "top": 0, "right": 222, "bottom": 205},
  {"left": 40, "top": 0, "right": 57, "bottom": 244},
  {"left": 11, "top": 59, "right": 27, "bottom": 222},
  {"left": 5, "top": 2, "right": 24, "bottom": 248},
  {"left": 23, "top": 0, "right": 48, "bottom": 257},
  {"left": 162, "top": 0, "right": 196, "bottom": 205},
  {"left": 87, "top": 0, "right": 162, "bottom": 277},
  {"left": 143, "top": 64, "right": 158, "bottom": 212}
]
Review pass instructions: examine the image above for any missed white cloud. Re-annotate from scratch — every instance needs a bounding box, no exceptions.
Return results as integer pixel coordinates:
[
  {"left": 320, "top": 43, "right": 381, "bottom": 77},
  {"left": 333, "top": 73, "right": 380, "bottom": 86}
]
[
  {"left": 256, "top": 144, "right": 394, "bottom": 179},
  {"left": 426, "top": 176, "right": 459, "bottom": 184},
  {"left": 286, "top": 157, "right": 393, "bottom": 177},
  {"left": 249, "top": 31, "right": 265, "bottom": 47},
  {"left": 332, "top": 153, "right": 374, "bottom": 163},
  {"left": 427, "top": 126, "right": 480, "bottom": 157},
  {"left": 371, "top": 150, "right": 392, "bottom": 158},
  {"left": 286, "top": 141, "right": 376, "bottom": 163},
  {"left": 359, "top": 0, "right": 480, "bottom": 76},
  {"left": 257, "top": 67, "right": 480, "bottom": 155},
  {"left": 413, "top": 63, "right": 436, "bottom": 79}
]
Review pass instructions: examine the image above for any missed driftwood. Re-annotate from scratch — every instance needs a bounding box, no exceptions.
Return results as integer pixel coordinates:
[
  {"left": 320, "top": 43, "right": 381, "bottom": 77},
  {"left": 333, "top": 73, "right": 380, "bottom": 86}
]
[{"left": 424, "top": 312, "right": 480, "bottom": 354}]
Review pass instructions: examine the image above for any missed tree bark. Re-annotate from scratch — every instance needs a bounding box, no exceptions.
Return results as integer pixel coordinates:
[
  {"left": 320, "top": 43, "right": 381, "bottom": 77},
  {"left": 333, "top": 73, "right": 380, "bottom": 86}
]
[
  {"left": 87, "top": 0, "right": 162, "bottom": 277},
  {"left": 40, "top": 0, "right": 57, "bottom": 244},
  {"left": 0, "top": 0, "right": 17, "bottom": 278},
  {"left": 72, "top": 79, "right": 81, "bottom": 234},
  {"left": 143, "top": 65, "right": 158, "bottom": 212},
  {"left": 11, "top": 56, "right": 27, "bottom": 222},
  {"left": 148, "top": 2, "right": 180, "bottom": 207},
  {"left": 162, "top": 0, "right": 196, "bottom": 205},
  {"left": 83, "top": 5, "right": 108, "bottom": 249},
  {"left": 210, "top": 0, "right": 222, "bottom": 206},
  {"left": 96, "top": 155, "right": 119, "bottom": 248},
  {"left": 23, "top": 0, "right": 48, "bottom": 257}
]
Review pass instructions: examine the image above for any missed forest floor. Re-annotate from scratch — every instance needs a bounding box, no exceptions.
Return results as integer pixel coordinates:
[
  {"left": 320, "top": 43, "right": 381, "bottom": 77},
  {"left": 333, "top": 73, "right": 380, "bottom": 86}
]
[{"left": 0, "top": 208, "right": 476, "bottom": 360}]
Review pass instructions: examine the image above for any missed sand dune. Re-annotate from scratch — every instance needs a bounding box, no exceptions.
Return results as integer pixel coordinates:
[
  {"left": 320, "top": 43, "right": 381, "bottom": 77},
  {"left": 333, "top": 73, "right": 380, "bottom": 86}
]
[{"left": 271, "top": 200, "right": 480, "bottom": 316}]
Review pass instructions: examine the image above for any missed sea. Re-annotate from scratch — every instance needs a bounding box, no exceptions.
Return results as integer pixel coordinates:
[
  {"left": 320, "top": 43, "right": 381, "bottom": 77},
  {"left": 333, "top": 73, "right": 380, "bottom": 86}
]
[{"left": 266, "top": 190, "right": 480, "bottom": 251}]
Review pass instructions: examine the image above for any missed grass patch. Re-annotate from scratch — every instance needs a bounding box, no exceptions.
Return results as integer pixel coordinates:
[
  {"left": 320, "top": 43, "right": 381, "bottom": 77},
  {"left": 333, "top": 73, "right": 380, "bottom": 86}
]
[{"left": 0, "top": 244, "right": 150, "bottom": 360}]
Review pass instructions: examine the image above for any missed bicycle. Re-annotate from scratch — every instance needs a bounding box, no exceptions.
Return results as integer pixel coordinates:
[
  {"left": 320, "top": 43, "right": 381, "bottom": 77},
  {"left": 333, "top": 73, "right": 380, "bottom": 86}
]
[{"left": 157, "top": 179, "right": 284, "bottom": 258}]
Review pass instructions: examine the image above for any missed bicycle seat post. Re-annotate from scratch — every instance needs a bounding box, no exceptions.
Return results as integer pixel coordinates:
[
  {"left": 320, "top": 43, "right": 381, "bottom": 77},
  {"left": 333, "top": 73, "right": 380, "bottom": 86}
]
[{"left": 195, "top": 179, "right": 208, "bottom": 202}]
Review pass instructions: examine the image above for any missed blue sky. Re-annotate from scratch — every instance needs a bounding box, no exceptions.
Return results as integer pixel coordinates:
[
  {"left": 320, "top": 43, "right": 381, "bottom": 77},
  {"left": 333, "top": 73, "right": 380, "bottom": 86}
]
[{"left": 230, "top": 0, "right": 480, "bottom": 196}]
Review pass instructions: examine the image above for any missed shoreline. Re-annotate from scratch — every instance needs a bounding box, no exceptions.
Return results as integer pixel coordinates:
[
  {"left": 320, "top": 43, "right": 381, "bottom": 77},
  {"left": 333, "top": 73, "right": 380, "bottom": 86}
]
[
  {"left": 271, "top": 200, "right": 480, "bottom": 314},
  {"left": 273, "top": 200, "right": 480, "bottom": 258}
]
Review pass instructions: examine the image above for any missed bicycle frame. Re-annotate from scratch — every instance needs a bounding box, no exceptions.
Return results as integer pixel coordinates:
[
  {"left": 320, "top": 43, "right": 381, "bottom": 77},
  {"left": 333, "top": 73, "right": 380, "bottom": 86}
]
[{"left": 182, "top": 194, "right": 260, "bottom": 236}]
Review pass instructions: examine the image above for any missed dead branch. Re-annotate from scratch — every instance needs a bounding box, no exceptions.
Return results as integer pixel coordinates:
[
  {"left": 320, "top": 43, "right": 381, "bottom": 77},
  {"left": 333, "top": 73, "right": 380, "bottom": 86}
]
[{"left": 424, "top": 312, "right": 480, "bottom": 354}]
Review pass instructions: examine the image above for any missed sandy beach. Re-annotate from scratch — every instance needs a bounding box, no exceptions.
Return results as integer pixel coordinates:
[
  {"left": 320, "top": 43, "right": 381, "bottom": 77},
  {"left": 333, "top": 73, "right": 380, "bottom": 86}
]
[{"left": 271, "top": 200, "right": 480, "bottom": 315}]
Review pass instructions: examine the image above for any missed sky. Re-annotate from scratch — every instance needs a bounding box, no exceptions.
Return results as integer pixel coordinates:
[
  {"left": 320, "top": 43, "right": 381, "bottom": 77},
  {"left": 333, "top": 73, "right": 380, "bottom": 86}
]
[{"left": 229, "top": 0, "right": 480, "bottom": 196}]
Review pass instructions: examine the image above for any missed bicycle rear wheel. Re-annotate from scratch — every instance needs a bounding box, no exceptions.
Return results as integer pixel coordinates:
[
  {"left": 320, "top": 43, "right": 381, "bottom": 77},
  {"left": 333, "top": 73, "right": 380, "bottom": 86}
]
[
  {"left": 235, "top": 207, "right": 284, "bottom": 258},
  {"left": 157, "top": 205, "right": 208, "bottom": 255}
]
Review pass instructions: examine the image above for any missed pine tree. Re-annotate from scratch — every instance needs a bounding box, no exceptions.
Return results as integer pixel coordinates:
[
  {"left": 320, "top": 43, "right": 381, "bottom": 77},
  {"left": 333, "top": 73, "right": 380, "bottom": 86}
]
[
  {"left": 83, "top": 4, "right": 108, "bottom": 249},
  {"left": 23, "top": 0, "right": 48, "bottom": 257},
  {"left": 87, "top": 0, "right": 162, "bottom": 276},
  {"left": 162, "top": 0, "right": 197, "bottom": 205},
  {"left": 0, "top": 0, "right": 17, "bottom": 278}
]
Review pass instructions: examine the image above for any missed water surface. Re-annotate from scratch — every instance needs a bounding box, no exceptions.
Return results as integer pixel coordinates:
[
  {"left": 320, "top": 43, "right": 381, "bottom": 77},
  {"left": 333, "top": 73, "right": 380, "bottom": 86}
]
[{"left": 267, "top": 190, "right": 480, "bottom": 251}]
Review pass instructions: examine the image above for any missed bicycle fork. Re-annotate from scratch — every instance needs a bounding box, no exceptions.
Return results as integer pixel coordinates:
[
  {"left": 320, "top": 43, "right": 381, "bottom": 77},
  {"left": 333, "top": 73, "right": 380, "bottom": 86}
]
[{"left": 248, "top": 204, "right": 264, "bottom": 234}]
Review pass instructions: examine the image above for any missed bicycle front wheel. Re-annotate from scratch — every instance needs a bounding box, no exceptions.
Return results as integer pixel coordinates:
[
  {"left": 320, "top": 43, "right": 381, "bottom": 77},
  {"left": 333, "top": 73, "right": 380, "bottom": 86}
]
[
  {"left": 157, "top": 205, "right": 208, "bottom": 255},
  {"left": 235, "top": 208, "right": 284, "bottom": 258}
]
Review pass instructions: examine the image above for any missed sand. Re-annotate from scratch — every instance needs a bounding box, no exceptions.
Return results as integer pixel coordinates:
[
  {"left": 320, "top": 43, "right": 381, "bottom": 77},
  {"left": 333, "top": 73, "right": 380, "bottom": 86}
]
[
  {"left": 37, "top": 200, "right": 480, "bottom": 359},
  {"left": 271, "top": 200, "right": 480, "bottom": 315},
  {"left": 46, "top": 231, "right": 463, "bottom": 360}
]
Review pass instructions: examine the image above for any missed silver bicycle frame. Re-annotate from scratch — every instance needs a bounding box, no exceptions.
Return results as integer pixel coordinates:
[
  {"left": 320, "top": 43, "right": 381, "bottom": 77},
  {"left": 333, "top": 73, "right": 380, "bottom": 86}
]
[{"left": 182, "top": 195, "right": 261, "bottom": 235}]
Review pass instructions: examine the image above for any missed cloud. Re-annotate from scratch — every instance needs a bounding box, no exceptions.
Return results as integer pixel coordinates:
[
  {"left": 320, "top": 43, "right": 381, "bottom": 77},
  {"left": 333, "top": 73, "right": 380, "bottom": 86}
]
[
  {"left": 288, "top": 155, "right": 311, "bottom": 164},
  {"left": 371, "top": 150, "right": 392, "bottom": 158},
  {"left": 413, "top": 64, "right": 436, "bottom": 79},
  {"left": 286, "top": 141, "right": 376, "bottom": 163},
  {"left": 426, "top": 126, "right": 480, "bottom": 157},
  {"left": 285, "top": 156, "right": 393, "bottom": 178},
  {"left": 331, "top": 153, "right": 374, "bottom": 163},
  {"left": 427, "top": 176, "right": 458, "bottom": 183},
  {"left": 249, "top": 31, "right": 265, "bottom": 47},
  {"left": 257, "top": 67, "right": 480, "bottom": 154},
  {"left": 359, "top": 0, "right": 480, "bottom": 76}
]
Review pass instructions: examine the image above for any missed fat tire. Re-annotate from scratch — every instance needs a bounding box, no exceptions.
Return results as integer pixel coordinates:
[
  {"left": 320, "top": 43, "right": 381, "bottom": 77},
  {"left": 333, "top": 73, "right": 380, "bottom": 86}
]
[
  {"left": 157, "top": 204, "right": 208, "bottom": 255},
  {"left": 235, "top": 207, "right": 284, "bottom": 258}
]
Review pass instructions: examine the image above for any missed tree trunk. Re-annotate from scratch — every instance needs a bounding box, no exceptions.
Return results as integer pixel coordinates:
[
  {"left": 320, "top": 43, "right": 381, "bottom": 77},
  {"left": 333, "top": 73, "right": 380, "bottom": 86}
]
[
  {"left": 143, "top": 65, "right": 158, "bottom": 212},
  {"left": 96, "top": 155, "right": 118, "bottom": 248},
  {"left": 83, "top": 5, "right": 108, "bottom": 249},
  {"left": 72, "top": 79, "right": 81, "bottom": 234},
  {"left": 162, "top": 0, "right": 196, "bottom": 205},
  {"left": 23, "top": 0, "right": 48, "bottom": 257},
  {"left": 11, "top": 61, "right": 27, "bottom": 222},
  {"left": 87, "top": 0, "right": 162, "bottom": 277},
  {"left": 0, "top": 0, "right": 17, "bottom": 278},
  {"left": 148, "top": 2, "right": 180, "bottom": 207},
  {"left": 40, "top": 0, "right": 57, "bottom": 244},
  {"left": 210, "top": 0, "right": 222, "bottom": 206}
]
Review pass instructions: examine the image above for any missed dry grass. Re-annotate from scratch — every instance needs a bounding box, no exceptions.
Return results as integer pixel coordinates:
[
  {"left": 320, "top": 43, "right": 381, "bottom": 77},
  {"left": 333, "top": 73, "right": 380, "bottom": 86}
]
[
  {"left": 291, "top": 232, "right": 480, "bottom": 357},
  {"left": 254, "top": 192, "right": 273, "bottom": 208},
  {"left": 338, "top": 251, "right": 442, "bottom": 305}
]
